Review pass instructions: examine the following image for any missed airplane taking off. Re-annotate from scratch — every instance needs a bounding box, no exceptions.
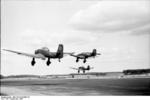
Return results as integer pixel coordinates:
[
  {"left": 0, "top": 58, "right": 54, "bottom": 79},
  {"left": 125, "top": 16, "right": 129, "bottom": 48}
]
[
  {"left": 70, "top": 49, "right": 101, "bottom": 63},
  {"left": 3, "top": 44, "right": 73, "bottom": 66},
  {"left": 70, "top": 65, "right": 94, "bottom": 74}
]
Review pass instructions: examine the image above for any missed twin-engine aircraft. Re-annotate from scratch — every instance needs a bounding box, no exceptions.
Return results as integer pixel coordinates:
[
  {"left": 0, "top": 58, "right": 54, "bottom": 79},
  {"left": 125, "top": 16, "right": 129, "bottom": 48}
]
[
  {"left": 70, "top": 65, "right": 94, "bottom": 74},
  {"left": 70, "top": 49, "right": 101, "bottom": 63},
  {"left": 3, "top": 44, "right": 73, "bottom": 66}
]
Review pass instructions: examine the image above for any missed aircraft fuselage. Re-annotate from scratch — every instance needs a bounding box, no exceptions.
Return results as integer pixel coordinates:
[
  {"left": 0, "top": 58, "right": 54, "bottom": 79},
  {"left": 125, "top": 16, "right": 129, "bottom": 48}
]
[
  {"left": 77, "top": 52, "right": 92, "bottom": 59},
  {"left": 35, "top": 49, "right": 63, "bottom": 59},
  {"left": 77, "top": 66, "right": 91, "bottom": 73}
]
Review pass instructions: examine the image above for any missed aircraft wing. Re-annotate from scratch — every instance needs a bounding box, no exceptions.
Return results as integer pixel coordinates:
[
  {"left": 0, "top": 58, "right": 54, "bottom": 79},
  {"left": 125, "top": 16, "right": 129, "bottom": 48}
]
[
  {"left": 63, "top": 52, "right": 75, "bottom": 56},
  {"left": 69, "top": 54, "right": 78, "bottom": 57},
  {"left": 3, "top": 49, "right": 46, "bottom": 60},
  {"left": 88, "top": 53, "right": 101, "bottom": 59},
  {"left": 69, "top": 54, "right": 84, "bottom": 58},
  {"left": 70, "top": 67, "right": 78, "bottom": 70}
]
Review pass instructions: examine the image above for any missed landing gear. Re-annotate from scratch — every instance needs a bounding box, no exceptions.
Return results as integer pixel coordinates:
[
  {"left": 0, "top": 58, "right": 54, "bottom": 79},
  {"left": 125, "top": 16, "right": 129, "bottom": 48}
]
[
  {"left": 76, "top": 58, "right": 79, "bottom": 62},
  {"left": 78, "top": 70, "right": 80, "bottom": 74},
  {"left": 58, "top": 59, "right": 61, "bottom": 62},
  {"left": 46, "top": 58, "right": 51, "bottom": 66},
  {"left": 31, "top": 58, "right": 36, "bottom": 66},
  {"left": 83, "top": 70, "right": 85, "bottom": 74},
  {"left": 83, "top": 59, "right": 86, "bottom": 63}
]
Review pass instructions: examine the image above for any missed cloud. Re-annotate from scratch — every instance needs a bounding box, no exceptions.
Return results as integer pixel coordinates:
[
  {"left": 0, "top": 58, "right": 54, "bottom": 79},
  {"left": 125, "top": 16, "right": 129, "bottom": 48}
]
[
  {"left": 131, "top": 24, "right": 150, "bottom": 35},
  {"left": 69, "top": 0, "right": 150, "bottom": 35},
  {"left": 18, "top": 29, "right": 95, "bottom": 50}
]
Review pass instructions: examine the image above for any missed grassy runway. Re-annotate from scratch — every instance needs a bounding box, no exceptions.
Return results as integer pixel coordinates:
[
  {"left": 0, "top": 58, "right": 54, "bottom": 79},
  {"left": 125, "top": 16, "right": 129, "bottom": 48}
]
[{"left": 1, "top": 78, "right": 150, "bottom": 95}]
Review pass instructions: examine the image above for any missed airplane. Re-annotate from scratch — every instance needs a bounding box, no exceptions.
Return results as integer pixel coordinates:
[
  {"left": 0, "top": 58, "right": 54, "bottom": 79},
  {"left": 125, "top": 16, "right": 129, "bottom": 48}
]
[
  {"left": 70, "top": 65, "right": 94, "bottom": 74},
  {"left": 3, "top": 44, "right": 74, "bottom": 66},
  {"left": 70, "top": 49, "right": 101, "bottom": 63}
]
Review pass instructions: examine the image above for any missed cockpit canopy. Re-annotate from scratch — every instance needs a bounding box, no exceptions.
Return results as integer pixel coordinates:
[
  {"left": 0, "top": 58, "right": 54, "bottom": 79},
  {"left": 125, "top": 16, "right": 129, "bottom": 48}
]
[{"left": 41, "top": 47, "right": 50, "bottom": 51}]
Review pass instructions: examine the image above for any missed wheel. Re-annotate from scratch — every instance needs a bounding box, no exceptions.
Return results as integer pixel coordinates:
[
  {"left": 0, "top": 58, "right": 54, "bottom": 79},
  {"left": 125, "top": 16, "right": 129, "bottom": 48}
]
[
  {"left": 58, "top": 59, "right": 61, "bottom": 62},
  {"left": 31, "top": 58, "right": 36, "bottom": 66},
  {"left": 76, "top": 58, "right": 79, "bottom": 62},
  {"left": 78, "top": 70, "right": 80, "bottom": 74},
  {"left": 46, "top": 60, "right": 51, "bottom": 66},
  {"left": 83, "top": 70, "right": 85, "bottom": 73},
  {"left": 83, "top": 59, "right": 86, "bottom": 63},
  {"left": 31, "top": 61, "right": 35, "bottom": 66}
]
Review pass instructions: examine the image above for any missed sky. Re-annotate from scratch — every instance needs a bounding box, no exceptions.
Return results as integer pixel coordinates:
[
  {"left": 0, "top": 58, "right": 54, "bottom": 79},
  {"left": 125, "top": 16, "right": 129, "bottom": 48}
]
[{"left": 1, "top": 0, "right": 150, "bottom": 75}]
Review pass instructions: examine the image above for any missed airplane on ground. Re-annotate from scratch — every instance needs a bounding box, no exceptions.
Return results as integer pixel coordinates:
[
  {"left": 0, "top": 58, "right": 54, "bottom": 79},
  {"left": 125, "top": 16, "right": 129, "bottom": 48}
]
[
  {"left": 70, "top": 65, "right": 94, "bottom": 74},
  {"left": 3, "top": 44, "right": 74, "bottom": 66},
  {"left": 70, "top": 49, "right": 101, "bottom": 63}
]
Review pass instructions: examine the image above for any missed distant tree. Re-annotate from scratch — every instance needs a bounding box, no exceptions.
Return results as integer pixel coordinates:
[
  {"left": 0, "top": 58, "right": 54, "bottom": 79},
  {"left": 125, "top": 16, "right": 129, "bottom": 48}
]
[
  {"left": 123, "top": 69, "right": 150, "bottom": 75},
  {"left": 0, "top": 74, "right": 5, "bottom": 79}
]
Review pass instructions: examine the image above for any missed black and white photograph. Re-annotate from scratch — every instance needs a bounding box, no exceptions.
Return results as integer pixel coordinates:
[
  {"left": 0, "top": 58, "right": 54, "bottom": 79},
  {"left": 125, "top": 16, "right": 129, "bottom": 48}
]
[{"left": 1, "top": 0, "right": 150, "bottom": 97}]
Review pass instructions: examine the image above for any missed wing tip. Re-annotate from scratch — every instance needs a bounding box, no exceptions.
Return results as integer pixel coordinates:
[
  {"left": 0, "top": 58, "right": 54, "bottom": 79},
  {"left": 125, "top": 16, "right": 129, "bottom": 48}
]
[{"left": 2, "top": 49, "right": 9, "bottom": 51}]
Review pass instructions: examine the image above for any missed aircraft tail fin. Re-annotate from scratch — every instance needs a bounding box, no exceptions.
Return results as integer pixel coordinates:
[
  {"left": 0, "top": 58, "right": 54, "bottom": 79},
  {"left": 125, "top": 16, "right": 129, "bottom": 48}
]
[
  {"left": 56, "top": 44, "right": 63, "bottom": 58},
  {"left": 87, "top": 65, "right": 90, "bottom": 70},
  {"left": 87, "top": 65, "right": 94, "bottom": 70},
  {"left": 92, "top": 49, "right": 97, "bottom": 56}
]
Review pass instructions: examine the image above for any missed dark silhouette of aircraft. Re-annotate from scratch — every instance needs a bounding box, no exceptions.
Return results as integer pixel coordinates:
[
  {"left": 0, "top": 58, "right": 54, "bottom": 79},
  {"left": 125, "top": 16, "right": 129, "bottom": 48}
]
[
  {"left": 70, "top": 65, "right": 94, "bottom": 74},
  {"left": 3, "top": 44, "right": 73, "bottom": 66},
  {"left": 70, "top": 49, "right": 101, "bottom": 63}
]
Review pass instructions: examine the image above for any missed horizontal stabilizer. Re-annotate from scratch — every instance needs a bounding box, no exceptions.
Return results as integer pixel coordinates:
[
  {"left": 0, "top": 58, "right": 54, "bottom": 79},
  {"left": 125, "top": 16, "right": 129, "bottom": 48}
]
[
  {"left": 97, "top": 53, "right": 101, "bottom": 55},
  {"left": 70, "top": 67, "right": 78, "bottom": 70}
]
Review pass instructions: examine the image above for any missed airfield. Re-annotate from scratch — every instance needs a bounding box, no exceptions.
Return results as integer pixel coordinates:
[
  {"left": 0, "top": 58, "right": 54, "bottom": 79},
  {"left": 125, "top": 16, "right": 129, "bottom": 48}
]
[{"left": 1, "top": 72, "right": 150, "bottom": 96}]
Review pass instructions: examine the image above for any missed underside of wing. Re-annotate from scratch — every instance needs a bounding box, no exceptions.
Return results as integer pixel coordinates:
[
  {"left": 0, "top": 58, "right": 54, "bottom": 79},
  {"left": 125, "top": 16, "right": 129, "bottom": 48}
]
[
  {"left": 63, "top": 52, "right": 75, "bottom": 57},
  {"left": 69, "top": 53, "right": 85, "bottom": 58},
  {"left": 69, "top": 54, "right": 79, "bottom": 58},
  {"left": 3, "top": 49, "right": 46, "bottom": 60},
  {"left": 78, "top": 55, "right": 85, "bottom": 59},
  {"left": 87, "top": 56, "right": 96, "bottom": 59},
  {"left": 97, "top": 53, "right": 101, "bottom": 55}
]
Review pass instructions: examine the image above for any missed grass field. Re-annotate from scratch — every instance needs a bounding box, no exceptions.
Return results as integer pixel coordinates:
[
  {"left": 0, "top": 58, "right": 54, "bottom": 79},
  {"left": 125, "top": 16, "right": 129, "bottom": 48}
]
[{"left": 1, "top": 77, "right": 150, "bottom": 96}]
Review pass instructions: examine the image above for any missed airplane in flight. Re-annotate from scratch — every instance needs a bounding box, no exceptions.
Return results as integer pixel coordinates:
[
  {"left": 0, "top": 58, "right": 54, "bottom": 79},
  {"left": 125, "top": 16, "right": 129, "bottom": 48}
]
[
  {"left": 3, "top": 44, "right": 73, "bottom": 66},
  {"left": 70, "top": 49, "right": 101, "bottom": 63},
  {"left": 70, "top": 65, "right": 94, "bottom": 74}
]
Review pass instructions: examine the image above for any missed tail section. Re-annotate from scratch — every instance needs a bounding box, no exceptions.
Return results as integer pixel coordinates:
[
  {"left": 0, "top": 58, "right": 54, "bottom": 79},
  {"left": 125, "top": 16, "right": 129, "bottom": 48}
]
[
  {"left": 87, "top": 65, "right": 94, "bottom": 70},
  {"left": 87, "top": 65, "right": 90, "bottom": 70},
  {"left": 91, "top": 49, "right": 97, "bottom": 56},
  {"left": 56, "top": 44, "right": 63, "bottom": 58}
]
